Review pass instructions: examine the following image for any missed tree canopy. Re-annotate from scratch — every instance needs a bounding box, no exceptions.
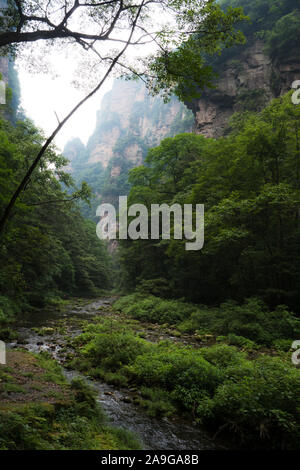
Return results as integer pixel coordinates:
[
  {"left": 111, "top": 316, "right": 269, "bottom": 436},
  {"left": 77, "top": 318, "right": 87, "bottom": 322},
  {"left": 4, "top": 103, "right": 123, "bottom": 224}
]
[
  {"left": 0, "top": 0, "right": 247, "bottom": 235},
  {"left": 119, "top": 93, "right": 300, "bottom": 311},
  {"left": 0, "top": 117, "right": 111, "bottom": 310}
]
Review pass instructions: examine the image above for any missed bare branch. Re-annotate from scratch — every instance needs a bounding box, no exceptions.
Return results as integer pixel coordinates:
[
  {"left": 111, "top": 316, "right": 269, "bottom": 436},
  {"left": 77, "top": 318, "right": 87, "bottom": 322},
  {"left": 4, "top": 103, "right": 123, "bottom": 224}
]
[{"left": 0, "top": 0, "right": 147, "bottom": 235}]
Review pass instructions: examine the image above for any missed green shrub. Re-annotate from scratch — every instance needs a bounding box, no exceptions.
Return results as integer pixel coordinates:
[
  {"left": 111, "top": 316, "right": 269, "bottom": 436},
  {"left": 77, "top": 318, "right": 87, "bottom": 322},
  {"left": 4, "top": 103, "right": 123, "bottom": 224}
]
[
  {"left": 214, "top": 299, "right": 300, "bottom": 345},
  {"left": 135, "top": 278, "right": 171, "bottom": 298},
  {"left": 104, "top": 371, "right": 128, "bottom": 387},
  {"left": 38, "top": 351, "right": 66, "bottom": 385},
  {"left": 71, "top": 377, "right": 99, "bottom": 411},
  {"left": 200, "top": 344, "right": 246, "bottom": 368},
  {"left": 0, "top": 296, "right": 18, "bottom": 324},
  {"left": 114, "top": 294, "right": 196, "bottom": 324},
  {"left": 226, "top": 334, "right": 258, "bottom": 350},
  {"left": 0, "top": 327, "right": 18, "bottom": 341},
  {"left": 171, "top": 385, "right": 210, "bottom": 415},
  {"left": 0, "top": 378, "right": 140, "bottom": 450},
  {"left": 139, "top": 387, "right": 176, "bottom": 417},
  {"left": 129, "top": 344, "right": 223, "bottom": 394},
  {"left": 82, "top": 332, "right": 149, "bottom": 371},
  {"left": 115, "top": 295, "right": 300, "bottom": 346},
  {"left": 272, "top": 339, "right": 293, "bottom": 352},
  {"left": 197, "top": 356, "right": 300, "bottom": 449},
  {"left": 0, "top": 405, "right": 55, "bottom": 450},
  {"left": 106, "top": 427, "right": 142, "bottom": 450}
]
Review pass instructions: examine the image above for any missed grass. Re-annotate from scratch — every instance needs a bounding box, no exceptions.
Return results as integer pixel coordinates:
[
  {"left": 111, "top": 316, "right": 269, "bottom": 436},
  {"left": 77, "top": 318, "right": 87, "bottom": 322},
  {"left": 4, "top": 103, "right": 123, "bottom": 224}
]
[
  {"left": 0, "top": 350, "right": 142, "bottom": 450},
  {"left": 113, "top": 294, "right": 300, "bottom": 347},
  {"left": 67, "top": 296, "right": 300, "bottom": 450}
]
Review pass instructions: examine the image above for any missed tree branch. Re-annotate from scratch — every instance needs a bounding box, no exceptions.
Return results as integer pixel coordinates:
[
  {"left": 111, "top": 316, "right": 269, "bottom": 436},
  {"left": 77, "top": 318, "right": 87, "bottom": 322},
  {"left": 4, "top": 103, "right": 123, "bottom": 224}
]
[{"left": 0, "top": 0, "right": 146, "bottom": 235}]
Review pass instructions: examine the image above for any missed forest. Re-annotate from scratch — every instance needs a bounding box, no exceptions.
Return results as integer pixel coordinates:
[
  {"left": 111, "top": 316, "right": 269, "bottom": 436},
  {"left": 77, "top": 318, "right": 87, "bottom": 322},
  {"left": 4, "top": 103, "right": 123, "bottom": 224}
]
[{"left": 0, "top": 0, "right": 300, "bottom": 454}]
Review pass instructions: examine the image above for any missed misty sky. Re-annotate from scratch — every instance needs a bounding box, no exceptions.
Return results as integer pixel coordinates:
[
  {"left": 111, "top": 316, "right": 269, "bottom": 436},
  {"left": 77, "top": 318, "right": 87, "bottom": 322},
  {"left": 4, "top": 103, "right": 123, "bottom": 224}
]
[
  {"left": 17, "top": 58, "right": 113, "bottom": 152},
  {"left": 14, "top": 4, "right": 166, "bottom": 153}
]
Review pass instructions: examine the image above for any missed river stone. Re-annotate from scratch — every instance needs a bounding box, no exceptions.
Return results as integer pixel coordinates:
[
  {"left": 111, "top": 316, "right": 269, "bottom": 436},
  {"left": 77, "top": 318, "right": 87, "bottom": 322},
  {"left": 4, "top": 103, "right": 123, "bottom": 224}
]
[{"left": 122, "top": 396, "right": 132, "bottom": 404}]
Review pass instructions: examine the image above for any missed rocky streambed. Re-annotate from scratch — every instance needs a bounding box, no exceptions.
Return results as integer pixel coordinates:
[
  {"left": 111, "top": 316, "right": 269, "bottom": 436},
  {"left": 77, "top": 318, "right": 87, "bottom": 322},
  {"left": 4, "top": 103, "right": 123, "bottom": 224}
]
[{"left": 8, "top": 297, "right": 220, "bottom": 451}]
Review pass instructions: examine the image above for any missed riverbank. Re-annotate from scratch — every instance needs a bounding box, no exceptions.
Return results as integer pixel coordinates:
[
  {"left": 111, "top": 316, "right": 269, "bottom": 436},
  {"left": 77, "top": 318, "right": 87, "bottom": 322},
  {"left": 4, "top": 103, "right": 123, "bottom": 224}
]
[
  {"left": 3, "top": 295, "right": 300, "bottom": 450},
  {"left": 4, "top": 297, "right": 218, "bottom": 450},
  {"left": 0, "top": 348, "right": 141, "bottom": 450}
]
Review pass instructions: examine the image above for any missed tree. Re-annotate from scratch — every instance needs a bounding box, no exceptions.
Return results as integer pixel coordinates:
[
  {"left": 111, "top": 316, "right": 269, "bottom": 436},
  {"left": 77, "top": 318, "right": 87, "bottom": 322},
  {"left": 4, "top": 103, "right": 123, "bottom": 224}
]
[
  {"left": 0, "top": 0, "right": 246, "bottom": 235},
  {"left": 119, "top": 93, "right": 300, "bottom": 310},
  {"left": 0, "top": 117, "right": 111, "bottom": 308}
]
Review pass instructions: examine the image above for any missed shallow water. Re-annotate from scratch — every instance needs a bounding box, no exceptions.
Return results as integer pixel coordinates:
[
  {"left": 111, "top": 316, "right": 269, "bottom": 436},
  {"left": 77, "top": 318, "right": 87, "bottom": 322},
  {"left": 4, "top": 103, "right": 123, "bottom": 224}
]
[{"left": 8, "top": 298, "right": 220, "bottom": 450}]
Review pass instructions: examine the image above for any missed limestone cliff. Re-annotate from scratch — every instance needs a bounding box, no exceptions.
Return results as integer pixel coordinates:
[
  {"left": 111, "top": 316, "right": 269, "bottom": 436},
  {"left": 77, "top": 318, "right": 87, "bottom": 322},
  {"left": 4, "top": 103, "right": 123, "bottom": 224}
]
[
  {"left": 85, "top": 79, "right": 193, "bottom": 169},
  {"left": 64, "top": 78, "right": 194, "bottom": 216},
  {"left": 189, "top": 40, "right": 300, "bottom": 138},
  {"left": 63, "top": 138, "right": 87, "bottom": 172},
  {"left": 0, "top": 0, "right": 9, "bottom": 86},
  {"left": 67, "top": 78, "right": 194, "bottom": 173}
]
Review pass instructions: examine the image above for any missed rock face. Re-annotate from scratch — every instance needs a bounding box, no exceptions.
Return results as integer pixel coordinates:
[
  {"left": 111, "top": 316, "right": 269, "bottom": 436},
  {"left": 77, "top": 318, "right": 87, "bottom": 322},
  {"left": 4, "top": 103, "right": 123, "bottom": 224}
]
[
  {"left": 63, "top": 137, "right": 87, "bottom": 172},
  {"left": 83, "top": 78, "right": 193, "bottom": 170},
  {"left": 189, "top": 40, "right": 300, "bottom": 138},
  {"left": 64, "top": 79, "right": 194, "bottom": 219},
  {"left": 0, "top": 0, "right": 9, "bottom": 84}
]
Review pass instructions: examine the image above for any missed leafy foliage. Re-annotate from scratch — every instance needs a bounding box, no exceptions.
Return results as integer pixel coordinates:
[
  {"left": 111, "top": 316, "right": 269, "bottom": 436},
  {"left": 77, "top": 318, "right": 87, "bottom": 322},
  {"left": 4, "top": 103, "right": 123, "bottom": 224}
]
[
  {"left": 0, "top": 118, "right": 111, "bottom": 320},
  {"left": 72, "top": 313, "right": 300, "bottom": 449},
  {"left": 0, "top": 351, "right": 141, "bottom": 450},
  {"left": 119, "top": 94, "right": 300, "bottom": 311},
  {"left": 114, "top": 294, "right": 300, "bottom": 346}
]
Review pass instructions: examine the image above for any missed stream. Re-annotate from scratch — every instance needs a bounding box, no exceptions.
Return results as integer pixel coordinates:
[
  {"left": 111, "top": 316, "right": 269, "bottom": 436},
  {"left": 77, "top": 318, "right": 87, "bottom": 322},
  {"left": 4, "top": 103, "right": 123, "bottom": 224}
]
[{"left": 8, "top": 298, "right": 220, "bottom": 451}]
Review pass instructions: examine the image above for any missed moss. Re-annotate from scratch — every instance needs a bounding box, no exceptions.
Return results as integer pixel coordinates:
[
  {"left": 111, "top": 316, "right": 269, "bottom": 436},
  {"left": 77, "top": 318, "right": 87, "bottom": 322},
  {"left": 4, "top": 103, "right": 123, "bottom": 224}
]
[{"left": 0, "top": 350, "right": 141, "bottom": 450}]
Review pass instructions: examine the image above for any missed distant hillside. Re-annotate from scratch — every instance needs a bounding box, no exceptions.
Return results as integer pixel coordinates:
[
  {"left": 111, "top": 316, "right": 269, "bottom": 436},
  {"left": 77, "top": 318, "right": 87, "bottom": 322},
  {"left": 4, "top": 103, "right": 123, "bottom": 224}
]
[{"left": 64, "top": 79, "right": 194, "bottom": 217}]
